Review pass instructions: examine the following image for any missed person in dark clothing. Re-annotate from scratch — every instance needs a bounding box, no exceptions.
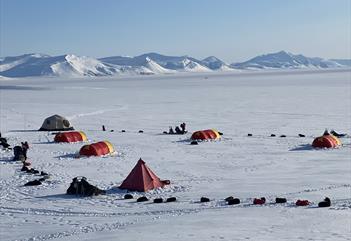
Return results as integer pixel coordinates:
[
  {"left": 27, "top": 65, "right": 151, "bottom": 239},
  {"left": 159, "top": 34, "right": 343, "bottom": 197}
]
[
  {"left": 169, "top": 127, "right": 175, "bottom": 134},
  {"left": 323, "top": 129, "right": 330, "bottom": 136},
  {"left": 180, "top": 123, "right": 186, "bottom": 133},
  {"left": 175, "top": 126, "right": 182, "bottom": 134},
  {"left": 13, "top": 146, "right": 25, "bottom": 161},
  {"left": 21, "top": 142, "right": 29, "bottom": 160}
]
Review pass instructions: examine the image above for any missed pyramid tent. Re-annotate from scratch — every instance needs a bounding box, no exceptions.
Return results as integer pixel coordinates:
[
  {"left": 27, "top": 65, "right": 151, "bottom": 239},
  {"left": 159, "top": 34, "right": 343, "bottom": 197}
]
[
  {"left": 39, "top": 115, "right": 74, "bottom": 131},
  {"left": 119, "top": 159, "right": 168, "bottom": 192}
]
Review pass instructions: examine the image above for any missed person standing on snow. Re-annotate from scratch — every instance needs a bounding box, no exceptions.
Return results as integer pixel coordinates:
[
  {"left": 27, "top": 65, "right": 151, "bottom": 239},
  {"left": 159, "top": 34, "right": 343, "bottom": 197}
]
[{"left": 180, "top": 123, "right": 186, "bottom": 133}]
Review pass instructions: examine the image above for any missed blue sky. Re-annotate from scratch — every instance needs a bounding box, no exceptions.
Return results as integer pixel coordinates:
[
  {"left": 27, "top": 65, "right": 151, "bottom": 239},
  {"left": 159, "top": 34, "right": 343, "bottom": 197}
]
[{"left": 1, "top": 0, "right": 350, "bottom": 62}]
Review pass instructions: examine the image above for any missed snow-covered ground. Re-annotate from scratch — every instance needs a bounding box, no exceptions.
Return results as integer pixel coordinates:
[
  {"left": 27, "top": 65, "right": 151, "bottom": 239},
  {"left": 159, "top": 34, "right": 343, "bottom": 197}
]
[{"left": 0, "top": 69, "right": 350, "bottom": 241}]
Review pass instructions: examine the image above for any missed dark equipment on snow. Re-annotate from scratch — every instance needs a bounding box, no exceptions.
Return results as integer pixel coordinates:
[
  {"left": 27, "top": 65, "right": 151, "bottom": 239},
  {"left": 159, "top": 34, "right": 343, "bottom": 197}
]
[
  {"left": 298, "top": 134, "right": 305, "bottom": 137},
  {"left": 330, "top": 130, "right": 347, "bottom": 137},
  {"left": 166, "top": 197, "right": 177, "bottom": 202},
  {"left": 0, "top": 137, "right": 10, "bottom": 149},
  {"left": 225, "top": 196, "right": 234, "bottom": 201},
  {"left": 296, "top": 199, "right": 310, "bottom": 206},
  {"left": 318, "top": 197, "right": 331, "bottom": 207},
  {"left": 247, "top": 133, "right": 252, "bottom": 136},
  {"left": 280, "top": 135, "right": 286, "bottom": 138},
  {"left": 218, "top": 132, "right": 223, "bottom": 136},
  {"left": 40, "top": 171, "right": 48, "bottom": 176},
  {"left": 153, "top": 198, "right": 163, "bottom": 203},
  {"left": 270, "top": 134, "right": 276, "bottom": 137},
  {"left": 227, "top": 198, "right": 240, "bottom": 205},
  {"left": 138, "top": 130, "right": 144, "bottom": 133},
  {"left": 161, "top": 180, "right": 171, "bottom": 185},
  {"left": 24, "top": 179, "right": 42, "bottom": 186},
  {"left": 137, "top": 196, "right": 148, "bottom": 202},
  {"left": 190, "top": 141, "right": 198, "bottom": 145},
  {"left": 66, "top": 177, "right": 106, "bottom": 196},
  {"left": 124, "top": 194, "right": 133, "bottom": 199},
  {"left": 21, "top": 166, "right": 31, "bottom": 172},
  {"left": 200, "top": 197, "right": 210, "bottom": 202},
  {"left": 102, "top": 125, "right": 106, "bottom": 131},
  {"left": 275, "top": 197, "right": 287, "bottom": 203},
  {"left": 253, "top": 197, "right": 266, "bottom": 205},
  {"left": 121, "top": 130, "right": 126, "bottom": 133},
  {"left": 29, "top": 169, "right": 40, "bottom": 174}
]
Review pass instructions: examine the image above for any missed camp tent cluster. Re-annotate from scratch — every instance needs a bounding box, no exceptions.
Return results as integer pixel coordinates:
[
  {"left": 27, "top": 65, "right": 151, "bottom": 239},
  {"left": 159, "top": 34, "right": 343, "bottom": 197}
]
[
  {"left": 37, "top": 115, "right": 345, "bottom": 194},
  {"left": 312, "top": 134, "right": 341, "bottom": 148},
  {"left": 39, "top": 115, "right": 115, "bottom": 157},
  {"left": 79, "top": 141, "right": 114, "bottom": 156},
  {"left": 54, "top": 131, "right": 87, "bottom": 143},
  {"left": 191, "top": 129, "right": 221, "bottom": 141}
]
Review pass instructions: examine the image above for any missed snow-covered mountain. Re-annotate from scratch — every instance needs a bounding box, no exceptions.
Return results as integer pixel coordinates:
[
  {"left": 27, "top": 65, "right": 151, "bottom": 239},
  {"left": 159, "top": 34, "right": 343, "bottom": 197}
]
[
  {"left": 201, "top": 56, "right": 232, "bottom": 70},
  {"left": 231, "top": 51, "right": 345, "bottom": 69},
  {"left": 100, "top": 54, "right": 175, "bottom": 74},
  {"left": 101, "top": 53, "right": 211, "bottom": 72},
  {"left": 0, "top": 54, "right": 120, "bottom": 77},
  {"left": 0, "top": 51, "right": 349, "bottom": 78}
]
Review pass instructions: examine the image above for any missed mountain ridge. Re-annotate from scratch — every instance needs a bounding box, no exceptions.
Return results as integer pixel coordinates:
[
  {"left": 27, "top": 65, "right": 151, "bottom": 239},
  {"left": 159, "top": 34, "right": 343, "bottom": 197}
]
[{"left": 1, "top": 51, "right": 350, "bottom": 78}]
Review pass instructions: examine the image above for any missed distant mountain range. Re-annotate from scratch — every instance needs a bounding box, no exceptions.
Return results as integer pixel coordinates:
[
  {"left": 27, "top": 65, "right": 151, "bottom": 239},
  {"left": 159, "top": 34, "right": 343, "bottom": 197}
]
[{"left": 0, "top": 51, "right": 350, "bottom": 78}]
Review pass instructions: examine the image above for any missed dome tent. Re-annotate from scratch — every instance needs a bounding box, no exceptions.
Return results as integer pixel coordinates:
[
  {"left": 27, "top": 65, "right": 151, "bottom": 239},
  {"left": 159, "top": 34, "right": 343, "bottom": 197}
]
[
  {"left": 79, "top": 141, "right": 114, "bottom": 156},
  {"left": 39, "top": 115, "right": 74, "bottom": 131},
  {"left": 54, "top": 131, "right": 87, "bottom": 143},
  {"left": 312, "top": 134, "right": 341, "bottom": 148},
  {"left": 191, "top": 129, "right": 221, "bottom": 141}
]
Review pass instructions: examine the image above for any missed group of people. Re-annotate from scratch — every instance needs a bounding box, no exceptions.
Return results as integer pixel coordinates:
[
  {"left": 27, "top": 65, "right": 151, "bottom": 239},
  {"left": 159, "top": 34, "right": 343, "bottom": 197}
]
[
  {"left": 12, "top": 141, "right": 49, "bottom": 180},
  {"left": 168, "top": 122, "right": 187, "bottom": 134}
]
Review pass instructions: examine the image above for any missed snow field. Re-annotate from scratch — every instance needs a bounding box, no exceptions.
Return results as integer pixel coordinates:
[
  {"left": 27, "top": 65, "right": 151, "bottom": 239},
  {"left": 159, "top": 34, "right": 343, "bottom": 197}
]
[{"left": 0, "top": 69, "right": 350, "bottom": 241}]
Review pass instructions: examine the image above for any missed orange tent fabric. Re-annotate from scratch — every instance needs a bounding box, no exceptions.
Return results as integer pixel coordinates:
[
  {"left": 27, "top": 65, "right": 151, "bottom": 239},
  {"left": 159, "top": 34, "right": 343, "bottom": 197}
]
[
  {"left": 119, "top": 158, "right": 168, "bottom": 192},
  {"left": 79, "top": 141, "right": 114, "bottom": 156},
  {"left": 312, "top": 135, "right": 341, "bottom": 148},
  {"left": 191, "top": 129, "right": 221, "bottom": 140},
  {"left": 54, "top": 131, "right": 87, "bottom": 143}
]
